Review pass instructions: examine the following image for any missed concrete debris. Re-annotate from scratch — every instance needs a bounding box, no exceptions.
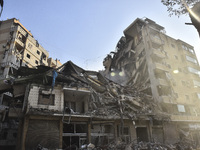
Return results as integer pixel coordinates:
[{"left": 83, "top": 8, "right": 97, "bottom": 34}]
[{"left": 0, "top": 61, "right": 199, "bottom": 150}]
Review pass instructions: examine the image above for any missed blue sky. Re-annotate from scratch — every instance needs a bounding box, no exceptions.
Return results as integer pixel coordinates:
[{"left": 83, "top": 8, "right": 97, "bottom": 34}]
[{"left": 2, "top": 0, "right": 200, "bottom": 71}]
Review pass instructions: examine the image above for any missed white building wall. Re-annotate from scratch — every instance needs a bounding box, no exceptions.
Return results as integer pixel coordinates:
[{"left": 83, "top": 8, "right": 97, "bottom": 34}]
[{"left": 28, "top": 85, "right": 64, "bottom": 112}]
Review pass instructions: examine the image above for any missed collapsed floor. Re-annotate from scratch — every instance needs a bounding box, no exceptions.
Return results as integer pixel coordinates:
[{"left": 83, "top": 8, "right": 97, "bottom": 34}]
[{"left": 0, "top": 61, "right": 200, "bottom": 150}]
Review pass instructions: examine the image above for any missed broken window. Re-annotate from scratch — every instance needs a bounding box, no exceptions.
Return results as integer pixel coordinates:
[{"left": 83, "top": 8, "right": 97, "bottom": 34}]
[
  {"left": 15, "top": 42, "right": 23, "bottom": 53},
  {"left": 35, "top": 60, "right": 38, "bottom": 65},
  {"left": 117, "top": 125, "right": 130, "bottom": 143},
  {"left": 91, "top": 124, "right": 114, "bottom": 146},
  {"left": 38, "top": 93, "right": 55, "bottom": 105},
  {"left": 63, "top": 88, "right": 90, "bottom": 113},
  {"left": 63, "top": 123, "right": 87, "bottom": 149},
  {"left": 177, "top": 104, "right": 186, "bottom": 113},
  {"left": 26, "top": 53, "right": 31, "bottom": 59},
  {"left": 136, "top": 127, "right": 149, "bottom": 142}
]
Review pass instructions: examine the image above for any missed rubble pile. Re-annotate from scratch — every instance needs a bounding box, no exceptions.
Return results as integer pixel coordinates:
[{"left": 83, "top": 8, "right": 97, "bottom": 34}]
[
  {"left": 87, "top": 81, "right": 169, "bottom": 121},
  {"left": 0, "top": 61, "right": 198, "bottom": 150},
  {"left": 11, "top": 61, "right": 169, "bottom": 121},
  {"left": 98, "top": 140, "right": 197, "bottom": 150}
]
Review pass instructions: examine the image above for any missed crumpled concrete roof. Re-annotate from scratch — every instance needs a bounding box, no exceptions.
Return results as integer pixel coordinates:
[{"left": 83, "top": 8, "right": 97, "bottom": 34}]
[{"left": 0, "top": 61, "right": 170, "bottom": 121}]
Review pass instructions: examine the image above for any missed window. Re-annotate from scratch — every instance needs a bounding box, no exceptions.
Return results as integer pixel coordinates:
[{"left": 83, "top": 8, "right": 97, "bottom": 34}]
[
  {"left": 193, "top": 80, "right": 200, "bottom": 88},
  {"left": 186, "top": 55, "right": 197, "bottom": 64},
  {"left": 38, "top": 93, "right": 55, "bottom": 105},
  {"left": 26, "top": 53, "right": 31, "bottom": 59},
  {"left": 36, "top": 50, "right": 40, "bottom": 55},
  {"left": 188, "top": 48, "right": 194, "bottom": 54},
  {"left": 188, "top": 67, "right": 200, "bottom": 75},
  {"left": 117, "top": 125, "right": 130, "bottom": 143},
  {"left": 35, "top": 60, "right": 38, "bottom": 65},
  {"left": 182, "top": 44, "right": 187, "bottom": 50},
  {"left": 177, "top": 104, "right": 185, "bottom": 112}
]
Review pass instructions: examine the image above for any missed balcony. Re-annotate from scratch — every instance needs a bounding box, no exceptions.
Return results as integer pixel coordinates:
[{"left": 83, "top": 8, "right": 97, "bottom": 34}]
[
  {"left": 18, "top": 26, "right": 27, "bottom": 37},
  {"left": 151, "top": 36, "right": 163, "bottom": 48},
  {"left": 15, "top": 38, "right": 24, "bottom": 48},
  {"left": 170, "top": 115, "right": 200, "bottom": 122},
  {"left": 154, "top": 62, "right": 170, "bottom": 72},
  {"left": 152, "top": 48, "right": 165, "bottom": 58}
]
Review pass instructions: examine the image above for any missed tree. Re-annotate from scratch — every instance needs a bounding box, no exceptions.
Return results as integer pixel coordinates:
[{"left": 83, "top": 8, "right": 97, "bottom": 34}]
[
  {"left": 0, "top": 0, "right": 3, "bottom": 17},
  {"left": 161, "top": 0, "right": 200, "bottom": 37}
]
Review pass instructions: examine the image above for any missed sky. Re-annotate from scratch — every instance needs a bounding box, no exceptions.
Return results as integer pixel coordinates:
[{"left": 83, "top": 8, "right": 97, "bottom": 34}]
[{"left": 1, "top": 0, "right": 200, "bottom": 71}]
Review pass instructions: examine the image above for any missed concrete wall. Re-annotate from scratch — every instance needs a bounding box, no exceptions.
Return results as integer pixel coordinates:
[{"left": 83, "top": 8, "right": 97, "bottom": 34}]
[
  {"left": 163, "top": 122, "right": 179, "bottom": 144},
  {"left": 28, "top": 85, "right": 64, "bottom": 112},
  {"left": 25, "top": 119, "right": 60, "bottom": 150}
]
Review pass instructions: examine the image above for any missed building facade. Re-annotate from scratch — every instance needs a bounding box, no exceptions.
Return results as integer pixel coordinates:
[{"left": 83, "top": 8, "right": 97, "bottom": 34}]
[
  {"left": 0, "top": 61, "right": 162, "bottom": 150},
  {"left": 103, "top": 17, "right": 200, "bottom": 141},
  {"left": 0, "top": 18, "right": 61, "bottom": 79}
]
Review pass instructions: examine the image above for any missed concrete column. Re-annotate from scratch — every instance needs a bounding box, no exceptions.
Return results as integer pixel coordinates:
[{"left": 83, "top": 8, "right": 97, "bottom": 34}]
[
  {"left": 59, "top": 119, "right": 63, "bottom": 149},
  {"left": 88, "top": 122, "right": 91, "bottom": 143},
  {"left": 21, "top": 116, "right": 29, "bottom": 150}
]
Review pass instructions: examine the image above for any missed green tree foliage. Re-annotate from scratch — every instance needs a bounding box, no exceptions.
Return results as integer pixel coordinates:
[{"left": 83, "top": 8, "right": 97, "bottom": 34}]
[
  {"left": 161, "top": 0, "right": 200, "bottom": 36},
  {"left": 161, "top": 0, "right": 199, "bottom": 16}
]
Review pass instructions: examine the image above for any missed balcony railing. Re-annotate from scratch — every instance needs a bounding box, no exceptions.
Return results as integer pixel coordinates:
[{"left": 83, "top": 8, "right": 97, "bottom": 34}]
[{"left": 18, "top": 26, "right": 27, "bottom": 37}]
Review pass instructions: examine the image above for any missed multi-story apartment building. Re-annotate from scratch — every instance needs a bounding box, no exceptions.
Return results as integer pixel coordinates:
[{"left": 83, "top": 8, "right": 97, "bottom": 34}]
[
  {"left": 48, "top": 57, "right": 62, "bottom": 68},
  {"left": 0, "top": 18, "right": 57, "bottom": 79},
  {"left": 103, "top": 18, "right": 200, "bottom": 132}
]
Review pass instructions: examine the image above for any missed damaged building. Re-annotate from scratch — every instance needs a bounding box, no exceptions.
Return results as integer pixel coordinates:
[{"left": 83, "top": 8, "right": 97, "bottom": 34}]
[
  {"left": 0, "top": 18, "right": 61, "bottom": 79},
  {"left": 103, "top": 17, "right": 200, "bottom": 146},
  {"left": 0, "top": 17, "right": 200, "bottom": 150},
  {"left": 0, "top": 61, "right": 171, "bottom": 150}
]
